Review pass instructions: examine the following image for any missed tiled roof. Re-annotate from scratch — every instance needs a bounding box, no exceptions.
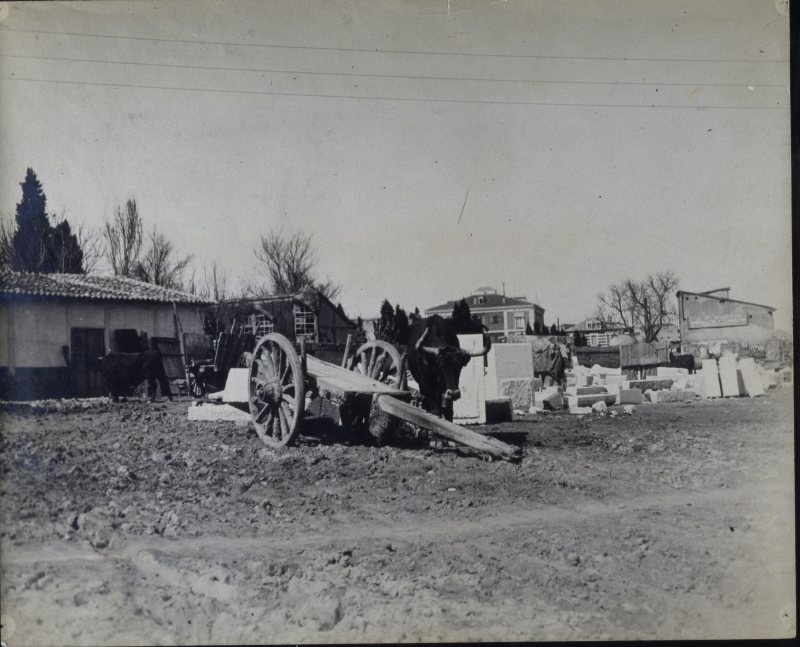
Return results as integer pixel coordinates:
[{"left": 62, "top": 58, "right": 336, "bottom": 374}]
[
  {"left": 426, "top": 293, "right": 537, "bottom": 312},
  {"left": 0, "top": 271, "right": 214, "bottom": 305}
]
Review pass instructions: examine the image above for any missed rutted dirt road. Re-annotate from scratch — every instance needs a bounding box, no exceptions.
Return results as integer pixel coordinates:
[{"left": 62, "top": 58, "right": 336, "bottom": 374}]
[{"left": 0, "top": 389, "right": 795, "bottom": 643}]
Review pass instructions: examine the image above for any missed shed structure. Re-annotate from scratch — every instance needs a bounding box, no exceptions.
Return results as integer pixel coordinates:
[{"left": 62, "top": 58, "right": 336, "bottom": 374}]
[
  {"left": 677, "top": 289, "right": 775, "bottom": 346},
  {"left": 219, "top": 288, "right": 357, "bottom": 346},
  {"left": 0, "top": 271, "right": 212, "bottom": 399}
]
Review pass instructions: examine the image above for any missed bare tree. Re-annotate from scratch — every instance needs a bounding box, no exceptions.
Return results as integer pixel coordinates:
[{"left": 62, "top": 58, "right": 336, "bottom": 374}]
[
  {"left": 0, "top": 214, "right": 15, "bottom": 271},
  {"left": 74, "top": 223, "right": 103, "bottom": 274},
  {"left": 103, "top": 199, "right": 143, "bottom": 277},
  {"left": 195, "top": 261, "right": 229, "bottom": 334},
  {"left": 253, "top": 228, "right": 341, "bottom": 300},
  {"left": 598, "top": 271, "right": 679, "bottom": 343},
  {"left": 134, "top": 227, "right": 193, "bottom": 291}
]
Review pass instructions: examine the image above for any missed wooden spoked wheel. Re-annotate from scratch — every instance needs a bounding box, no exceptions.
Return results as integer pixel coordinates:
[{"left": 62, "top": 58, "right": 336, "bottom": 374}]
[
  {"left": 248, "top": 333, "right": 304, "bottom": 448},
  {"left": 340, "top": 341, "right": 403, "bottom": 433},
  {"left": 351, "top": 341, "right": 403, "bottom": 386}
]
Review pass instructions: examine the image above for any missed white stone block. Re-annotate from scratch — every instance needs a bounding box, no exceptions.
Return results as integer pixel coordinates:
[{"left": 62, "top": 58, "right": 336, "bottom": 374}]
[
  {"left": 217, "top": 368, "right": 250, "bottom": 403},
  {"left": 738, "top": 358, "right": 765, "bottom": 397},
  {"left": 569, "top": 406, "right": 592, "bottom": 415},
  {"left": 454, "top": 334, "right": 487, "bottom": 424},
  {"left": 187, "top": 403, "right": 252, "bottom": 423},
  {"left": 618, "top": 388, "right": 644, "bottom": 404},
  {"left": 717, "top": 355, "right": 741, "bottom": 397},
  {"left": 591, "top": 400, "right": 607, "bottom": 413},
  {"left": 701, "top": 360, "right": 722, "bottom": 398},
  {"left": 499, "top": 377, "right": 534, "bottom": 410}
]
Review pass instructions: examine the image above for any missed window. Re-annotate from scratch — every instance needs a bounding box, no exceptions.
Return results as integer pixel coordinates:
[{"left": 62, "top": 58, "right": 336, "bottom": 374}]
[
  {"left": 294, "top": 305, "right": 317, "bottom": 341},
  {"left": 514, "top": 313, "right": 525, "bottom": 330},
  {"left": 491, "top": 314, "right": 503, "bottom": 325},
  {"left": 241, "top": 313, "right": 273, "bottom": 337}
]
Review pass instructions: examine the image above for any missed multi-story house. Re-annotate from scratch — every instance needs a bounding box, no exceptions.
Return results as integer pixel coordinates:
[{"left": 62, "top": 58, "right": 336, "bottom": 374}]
[{"left": 424, "top": 286, "right": 545, "bottom": 341}]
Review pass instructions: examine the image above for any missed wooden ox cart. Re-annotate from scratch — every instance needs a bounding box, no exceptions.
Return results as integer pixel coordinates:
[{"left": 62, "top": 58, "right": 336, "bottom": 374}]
[{"left": 246, "top": 333, "right": 520, "bottom": 462}]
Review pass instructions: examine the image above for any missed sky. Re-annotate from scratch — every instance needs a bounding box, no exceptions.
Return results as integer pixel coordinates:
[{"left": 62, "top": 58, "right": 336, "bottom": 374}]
[{"left": 0, "top": 0, "right": 792, "bottom": 329}]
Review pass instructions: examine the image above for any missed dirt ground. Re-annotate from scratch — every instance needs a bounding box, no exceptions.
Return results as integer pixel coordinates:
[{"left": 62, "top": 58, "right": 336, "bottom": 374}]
[{"left": 0, "top": 387, "right": 795, "bottom": 644}]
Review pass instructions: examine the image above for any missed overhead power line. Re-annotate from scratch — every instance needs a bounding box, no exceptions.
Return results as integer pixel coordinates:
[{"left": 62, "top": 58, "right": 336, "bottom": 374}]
[
  {"left": 0, "top": 25, "right": 787, "bottom": 64},
  {"left": 1, "top": 75, "right": 786, "bottom": 110},
  {"left": 1, "top": 53, "right": 783, "bottom": 89}
]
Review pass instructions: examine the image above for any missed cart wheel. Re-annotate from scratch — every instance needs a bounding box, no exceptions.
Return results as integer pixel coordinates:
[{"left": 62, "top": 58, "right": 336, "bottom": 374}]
[
  {"left": 249, "top": 333, "right": 304, "bottom": 448},
  {"left": 352, "top": 341, "right": 402, "bottom": 385},
  {"left": 188, "top": 374, "right": 205, "bottom": 398}
]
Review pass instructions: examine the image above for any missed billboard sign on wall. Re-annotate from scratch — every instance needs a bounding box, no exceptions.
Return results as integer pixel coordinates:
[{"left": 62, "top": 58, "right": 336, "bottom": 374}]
[{"left": 688, "top": 313, "right": 748, "bottom": 329}]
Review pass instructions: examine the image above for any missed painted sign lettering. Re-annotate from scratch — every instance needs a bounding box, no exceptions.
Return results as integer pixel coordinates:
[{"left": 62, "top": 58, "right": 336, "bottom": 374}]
[{"left": 688, "top": 313, "right": 748, "bottom": 329}]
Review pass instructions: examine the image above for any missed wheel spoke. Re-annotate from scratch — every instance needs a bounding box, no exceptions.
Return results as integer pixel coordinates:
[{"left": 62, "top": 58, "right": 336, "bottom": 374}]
[
  {"left": 280, "top": 401, "right": 294, "bottom": 426},
  {"left": 262, "top": 345, "right": 278, "bottom": 377},
  {"left": 254, "top": 403, "right": 270, "bottom": 423},
  {"left": 282, "top": 393, "right": 296, "bottom": 411},
  {"left": 277, "top": 404, "right": 289, "bottom": 439},
  {"left": 265, "top": 410, "right": 275, "bottom": 437}
]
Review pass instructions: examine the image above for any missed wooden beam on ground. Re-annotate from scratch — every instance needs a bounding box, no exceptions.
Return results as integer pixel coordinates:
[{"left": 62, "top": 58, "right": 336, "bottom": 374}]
[{"left": 375, "top": 395, "right": 522, "bottom": 462}]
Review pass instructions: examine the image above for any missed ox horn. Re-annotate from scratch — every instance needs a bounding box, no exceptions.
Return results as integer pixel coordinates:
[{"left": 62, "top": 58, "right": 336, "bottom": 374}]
[{"left": 414, "top": 328, "right": 440, "bottom": 356}]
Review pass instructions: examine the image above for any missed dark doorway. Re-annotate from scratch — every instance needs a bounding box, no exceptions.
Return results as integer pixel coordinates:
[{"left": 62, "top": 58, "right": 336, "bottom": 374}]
[{"left": 70, "top": 327, "right": 106, "bottom": 397}]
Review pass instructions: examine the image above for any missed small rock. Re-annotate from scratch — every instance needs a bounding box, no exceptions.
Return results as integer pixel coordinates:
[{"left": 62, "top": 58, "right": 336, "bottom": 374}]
[
  {"left": 591, "top": 401, "right": 607, "bottom": 413},
  {"left": 567, "top": 552, "right": 580, "bottom": 566},
  {"left": 90, "top": 529, "right": 110, "bottom": 549}
]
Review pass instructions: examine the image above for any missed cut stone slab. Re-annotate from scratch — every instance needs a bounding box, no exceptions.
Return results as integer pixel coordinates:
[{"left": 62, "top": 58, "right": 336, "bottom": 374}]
[
  {"left": 591, "top": 400, "right": 608, "bottom": 413},
  {"left": 656, "top": 366, "right": 689, "bottom": 377},
  {"left": 738, "top": 358, "right": 765, "bottom": 397},
  {"left": 484, "top": 397, "right": 513, "bottom": 423},
  {"left": 565, "top": 385, "right": 608, "bottom": 396},
  {"left": 499, "top": 377, "right": 534, "bottom": 410},
  {"left": 628, "top": 379, "right": 673, "bottom": 391},
  {"left": 576, "top": 374, "right": 594, "bottom": 387},
  {"left": 647, "top": 390, "right": 698, "bottom": 404},
  {"left": 535, "top": 390, "right": 564, "bottom": 411},
  {"left": 605, "top": 375, "right": 628, "bottom": 388},
  {"left": 569, "top": 406, "right": 592, "bottom": 415},
  {"left": 718, "top": 355, "right": 741, "bottom": 397},
  {"left": 567, "top": 393, "right": 616, "bottom": 408},
  {"left": 206, "top": 368, "right": 250, "bottom": 403},
  {"left": 617, "top": 388, "right": 644, "bottom": 404},
  {"left": 701, "top": 360, "right": 722, "bottom": 398},
  {"left": 188, "top": 402, "right": 252, "bottom": 423}
]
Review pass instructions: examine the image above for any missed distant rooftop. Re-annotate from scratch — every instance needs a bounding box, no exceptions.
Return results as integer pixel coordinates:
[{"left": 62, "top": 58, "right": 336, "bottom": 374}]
[
  {"left": 0, "top": 271, "right": 213, "bottom": 305},
  {"left": 426, "top": 286, "right": 540, "bottom": 313}
]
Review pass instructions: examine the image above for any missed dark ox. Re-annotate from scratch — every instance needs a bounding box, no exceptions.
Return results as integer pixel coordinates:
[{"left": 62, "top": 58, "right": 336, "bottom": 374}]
[
  {"left": 101, "top": 351, "right": 173, "bottom": 402},
  {"left": 406, "top": 315, "right": 491, "bottom": 421},
  {"left": 669, "top": 350, "right": 696, "bottom": 374}
]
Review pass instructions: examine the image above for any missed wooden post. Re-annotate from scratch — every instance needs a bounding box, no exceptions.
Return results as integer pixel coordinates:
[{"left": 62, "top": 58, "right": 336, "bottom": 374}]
[
  {"left": 341, "top": 333, "right": 352, "bottom": 368},
  {"left": 172, "top": 302, "right": 190, "bottom": 400},
  {"left": 375, "top": 395, "right": 521, "bottom": 462}
]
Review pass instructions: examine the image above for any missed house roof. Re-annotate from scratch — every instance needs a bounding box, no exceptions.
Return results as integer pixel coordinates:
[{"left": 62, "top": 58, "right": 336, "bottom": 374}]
[
  {"left": 0, "top": 271, "right": 214, "bottom": 305},
  {"left": 221, "top": 288, "right": 357, "bottom": 327},
  {"left": 426, "top": 293, "right": 540, "bottom": 313}
]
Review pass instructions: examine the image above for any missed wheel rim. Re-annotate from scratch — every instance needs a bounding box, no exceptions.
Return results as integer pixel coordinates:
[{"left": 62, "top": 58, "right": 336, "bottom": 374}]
[
  {"left": 248, "top": 333, "right": 304, "bottom": 448},
  {"left": 353, "top": 341, "right": 402, "bottom": 386}
]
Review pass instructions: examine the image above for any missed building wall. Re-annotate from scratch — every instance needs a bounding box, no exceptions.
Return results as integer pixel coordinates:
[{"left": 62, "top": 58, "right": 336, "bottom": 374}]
[
  {"left": 679, "top": 293, "right": 775, "bottom": 344},
  {"left": 1, "top": 299, "right": 205, "bottom": 372}
]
